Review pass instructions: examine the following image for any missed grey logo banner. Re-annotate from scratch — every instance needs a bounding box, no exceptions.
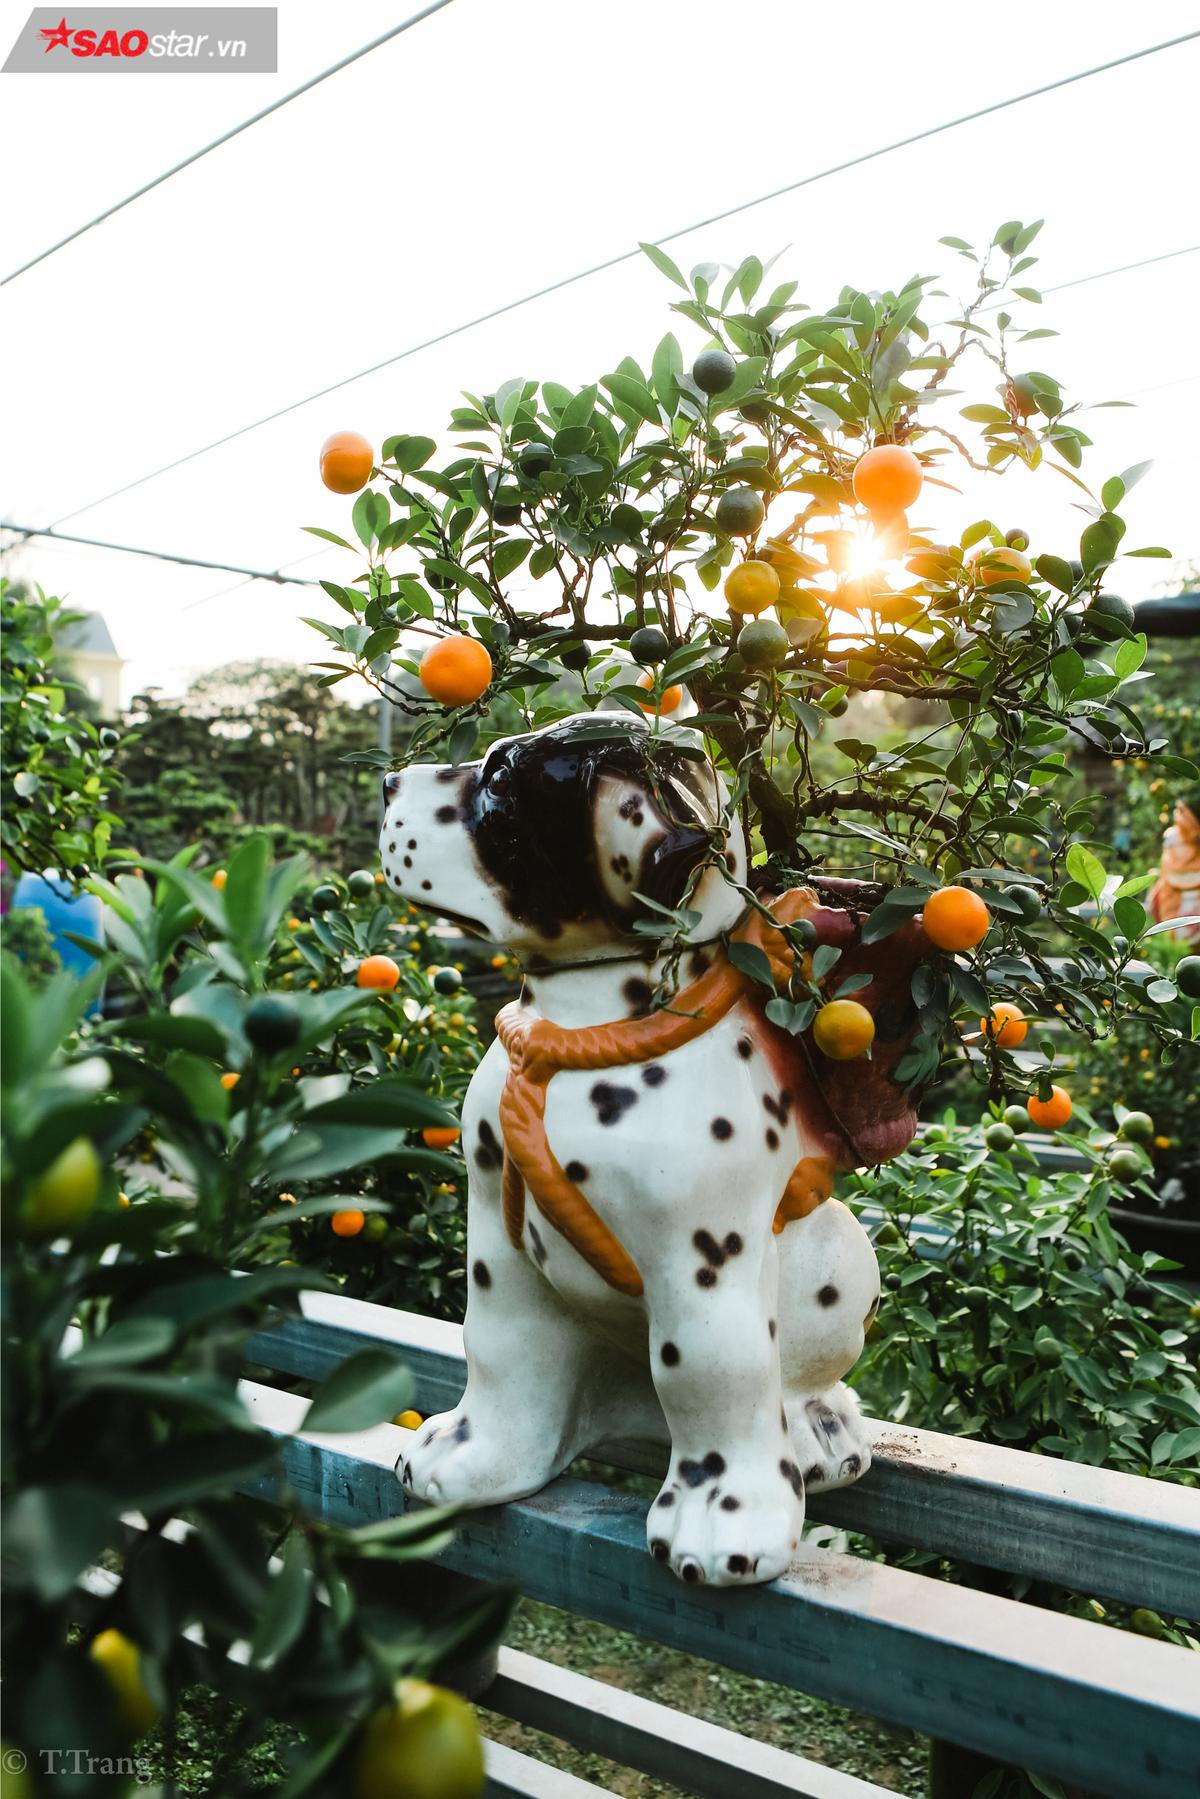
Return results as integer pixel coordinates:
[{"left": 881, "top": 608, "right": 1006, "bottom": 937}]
[{"left": 3, "top": 8, "right": 277, "bottom": 72}]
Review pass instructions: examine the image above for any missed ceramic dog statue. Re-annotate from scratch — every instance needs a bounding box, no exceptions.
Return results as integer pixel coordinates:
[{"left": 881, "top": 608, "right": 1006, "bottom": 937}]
[{"left": 382, "top": 714, "right": 928, "bottom": 1586}]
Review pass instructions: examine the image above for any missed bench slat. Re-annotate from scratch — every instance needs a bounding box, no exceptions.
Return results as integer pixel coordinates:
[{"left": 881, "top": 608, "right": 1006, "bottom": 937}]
[
  {"left": 244, "top": 1297, "right": 1200, "bottom": 1616},
  {"left": 237, "top": 1382, "right": 1200, "bottom": 1799},
  {"left": 487, "top": 1646, "right": 891, "bottom": 1799},
  {"left": 484, "top": 1737, "right": 612, "bottom": 1799}
]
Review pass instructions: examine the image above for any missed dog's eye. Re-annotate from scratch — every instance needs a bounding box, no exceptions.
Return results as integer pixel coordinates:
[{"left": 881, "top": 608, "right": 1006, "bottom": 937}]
[{"left": 488, "top": 769, "right": 512, "bottom": 795}]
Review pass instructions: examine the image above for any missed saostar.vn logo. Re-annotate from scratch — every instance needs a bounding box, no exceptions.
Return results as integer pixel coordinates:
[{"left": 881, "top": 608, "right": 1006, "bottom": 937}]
[
  {"left": 39, "top": 15, "right": 235, "bottom": 57},
  {"left": 3, "top": 8, "right": 277, "bottom": 74}
]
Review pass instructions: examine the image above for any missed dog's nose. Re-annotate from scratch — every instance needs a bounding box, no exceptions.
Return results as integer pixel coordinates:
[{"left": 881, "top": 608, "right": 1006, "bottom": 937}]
[{"left": 382, "top": 772, "right": 402, "bottom": 802}]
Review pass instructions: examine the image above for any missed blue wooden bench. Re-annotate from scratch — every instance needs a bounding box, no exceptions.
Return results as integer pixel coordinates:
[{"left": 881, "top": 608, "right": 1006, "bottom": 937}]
[{"left": 241, "top": 1292, "right": 1200, "bottom": 1799}]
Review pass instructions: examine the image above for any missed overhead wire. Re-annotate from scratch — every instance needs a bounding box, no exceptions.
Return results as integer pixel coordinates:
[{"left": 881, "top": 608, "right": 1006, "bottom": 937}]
[
  {"left": 0, "top": 522, "right": 327, "bottom": 585},
  {"left": 45, "top": 28, "right": 1200, "bottom": 531},
  {"left": 0, "top": 0, "right": 459, "bottom": 287}
]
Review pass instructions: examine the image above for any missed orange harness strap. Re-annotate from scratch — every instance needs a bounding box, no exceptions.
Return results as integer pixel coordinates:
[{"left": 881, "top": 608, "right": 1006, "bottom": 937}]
[{"left": 494, "top": 888, "right": 828, "bottom": 1297}]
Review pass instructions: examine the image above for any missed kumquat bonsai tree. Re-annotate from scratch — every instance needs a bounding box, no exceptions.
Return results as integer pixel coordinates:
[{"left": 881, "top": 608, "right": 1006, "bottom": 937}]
[{"left": 308, "top": 220, "right": 1198, "bottom": 1120}]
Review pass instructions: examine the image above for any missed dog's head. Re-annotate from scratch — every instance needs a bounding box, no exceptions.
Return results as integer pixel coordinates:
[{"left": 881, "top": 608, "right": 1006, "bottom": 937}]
[{"left": 380, "top": 714, "right": 746, "bottom": 956}]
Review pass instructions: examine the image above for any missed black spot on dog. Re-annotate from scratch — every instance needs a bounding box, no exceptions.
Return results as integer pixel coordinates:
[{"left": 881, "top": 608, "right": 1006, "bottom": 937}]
[
  {"left": 807, "top": 1401, "right": 841, "bottom": 1440},
  {"left": 781, "top": 1408, "right": 789, "bottom": 1432},
  {"left": 407, "top": 838, "right": 417, "bottom": 849},
  {"left": 690, "top": 949, "right": 710, "bottom": 978},
  {"left": 454, "top": 1416, "right": 471, "bottom": 1444},
  {"left": 591, "top": 1082, "right": 638, "bottom": 1125},
  {"left": 763, "top": 1093, "right": 786, "bottom": 1124},
  {"left": 694, "top": 1229, "right": 725, "bottom": 1266},
  {"left": 421, "top": 880, "right": 432, "bottom": 891},
  {"left": 681, "top": 1561, "right": 701, "bottom": 1583},
  {"left": 650, "top": 1538, "right": 669, "bottom": 1562},
  {"left": 720, "top": 1494, "right": 741, "bottom": 1512},
  {"left": 623, "top": 978, "right": 653, "bottom": 1016},
  {"left": 387, "top": 841, "right": 396, "bottom": 853},
  {"left": 403, "top": 856, "right": 413, "bottom": 869},
  {"left": 768, "top": 1318, "right": 777, "bottom": 1339},
  {"left": 711, "top": 1117, "right": 733, "bottom": 1141},
  {"left": 840, "top": 1453, "right": 862, "bottom": 1478},
  {"left": 804, "top": 1464, "right": 822, "bottom": 1486},
  {"left": 527, "top": 1220, "right": 547, "bottom": 1268},
  {"left": 435, "top": 805, "right": 459, "bottom": 823},
  {"left": 642, "top": 1064, "right": 666, "bottom": 1087},
  {"left": 727, "top": 1554, "right": 749, "bottom": 1575},
  {"left": 736, "top": 1036, "right": 754, "bottom": 1059},
  {"left": 475, "top": 1121, "right": 502, "bottom": 1171},
  {"left": 780, "top": 1458, "right": 804, "bottom": 1498},
  {"left": 696, "top": 1266, "right": 718, "bottom": 1288},
  {"left": 655, "top": 1490, "right": 676, "bottom": 1507},
  {"left": 703, "top": 1452, "right": 725, "bottom": 1476},
  {"left": 564, "top": 1160, "right": 588, "bottom": 1183},
  {"left": 766, "top": 1127, "right": 780, "bottom": 1151},
  {"left": 678, "top": 1459, "right": 708, "bottom": 1488},
  {"left": 661, "top": 1341, "right": 680, "bottom": 1366},
  {"left": 817, "top": 1284, "right": 839, "bottom": 1308},
  {"left": 472, "top": 1259, "right": 491, "bottom": 1289},
  {"left": 723, "top": 1232, "right": 743, "bottom": 1257}
]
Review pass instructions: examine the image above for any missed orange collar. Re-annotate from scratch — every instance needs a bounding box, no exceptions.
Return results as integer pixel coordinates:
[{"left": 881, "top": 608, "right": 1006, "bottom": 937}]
[{"left": 494, "top": 888, "right": 834, "bottom": 1296}]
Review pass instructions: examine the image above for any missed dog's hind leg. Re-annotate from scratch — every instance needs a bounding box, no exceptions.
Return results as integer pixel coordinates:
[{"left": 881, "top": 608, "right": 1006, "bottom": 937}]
[{"left": 777, "top": 1197, "right": 880, "bottom": 1492}]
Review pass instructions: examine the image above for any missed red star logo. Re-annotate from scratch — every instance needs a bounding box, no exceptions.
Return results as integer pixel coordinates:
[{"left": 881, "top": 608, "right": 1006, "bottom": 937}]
[{"left": 40, "top": 16, "right": 71, "bottom": 51}]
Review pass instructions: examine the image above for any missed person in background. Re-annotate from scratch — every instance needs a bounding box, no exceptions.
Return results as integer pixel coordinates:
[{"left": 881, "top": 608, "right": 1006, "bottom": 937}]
[{"left": 1149, "top": 791, "right": 1200, "bottom": 942}]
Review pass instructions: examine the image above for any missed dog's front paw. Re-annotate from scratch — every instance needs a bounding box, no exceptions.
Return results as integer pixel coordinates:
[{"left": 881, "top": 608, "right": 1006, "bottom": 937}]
[
  {"left": 397, "top": 1408, "right": 555, "bottom": 1508},
  {"left": 646, "top": 1448, "right": 804, "bottom": 1587},
  {"left": 784, "top": 1382, "right": 874, "bottom": 1492}
]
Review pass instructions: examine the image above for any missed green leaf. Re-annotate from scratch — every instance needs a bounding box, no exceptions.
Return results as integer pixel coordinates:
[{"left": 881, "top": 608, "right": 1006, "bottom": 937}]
[
  {"left": 651, "top": 332, "right": 683, "bottom": 415},
  {"left": 861, "top": 888, "right": 927, "bottom": 945},
  {"left": 639, "top": 241, "right": 688, "bottom": 291},
  {"left": 1080, "top": 513, "right": 1123, "bottom": 576},
  {"left": 390, "top": 435, "right": 436, "bottom": 474},
  {"left": 1035, "top": 554, "right": 1075, "bottom": 594},
  {"left": 1, "top": 1483, "right": 120, "bottom": 1601},
  {"left": 304, "top": 1078, "right": 456, "bottom": 1131},
  {"left": 1113, "top": 897, "right": 1147, "bottom": 940},
  {"left": 250, "top": 1533, "right": 313, "bottom": 1668},
  {"left": 64, "top": 1317, "right": 176, "bottom": 1370},
  {"left": 1114, "top": 873, "right": 1158, "bottom": 899},
  {"left": 304, "top": 1348, "right": 414, "bottom": 1433},
  {"left": 1113, "top": 633, "right": 1147, "bottom": 679},
  {"left": 1065, "top": 843, "right": 1106, "bottom": 901},
  {"left": 351, "top": 492, "right": 376, "bottom": 552},
  {"left": 1050, "top": 649, "right": 1085, "bottom": 698},
  {"left": 727, "top": 941, "right": 776, "bottom": 990},
  {"left": 117, "top": 1431, "right": 279, "bottom": 1514},
  {"left": 301, "top": 525, "right": 355, "bottom": 551},
  {"left": 602, "top": 372, "right": 662, "bottom": 428}
]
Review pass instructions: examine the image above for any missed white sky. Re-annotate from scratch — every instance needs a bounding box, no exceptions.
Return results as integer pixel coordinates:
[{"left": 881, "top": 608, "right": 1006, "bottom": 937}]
[{"left": 2, "top": 0, "right": 1198, "bottom": 702}]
